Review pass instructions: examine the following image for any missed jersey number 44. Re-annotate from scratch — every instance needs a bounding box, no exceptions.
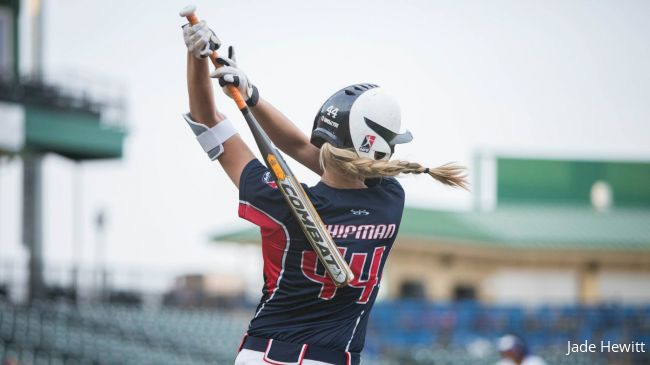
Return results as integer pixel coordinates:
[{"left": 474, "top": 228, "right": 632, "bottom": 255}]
[{"left": 301, "top": 247, "right": 386, "bottom": 304}]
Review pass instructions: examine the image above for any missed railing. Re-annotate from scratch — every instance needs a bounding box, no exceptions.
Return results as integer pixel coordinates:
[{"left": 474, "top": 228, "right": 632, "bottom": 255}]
[
  {"left": 0, "top": 71, "right": 127, "bottom": 130},
  {"left": 0, "top": 259, "right": 177, "bottom": 307}
]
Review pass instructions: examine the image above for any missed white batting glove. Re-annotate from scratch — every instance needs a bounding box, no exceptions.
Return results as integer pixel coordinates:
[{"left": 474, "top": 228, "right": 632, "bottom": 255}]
[
  {"left": 210, "top": 46, "right": 259, "bottom": 107},
  {"left": 182, "top": 20, "right": 221, "bottom": 59}
]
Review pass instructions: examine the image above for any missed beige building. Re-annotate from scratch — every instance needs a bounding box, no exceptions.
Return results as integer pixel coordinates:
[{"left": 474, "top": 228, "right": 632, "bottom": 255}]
[{"left": 384, "top": 205, "right": 650, "bottom": 305}]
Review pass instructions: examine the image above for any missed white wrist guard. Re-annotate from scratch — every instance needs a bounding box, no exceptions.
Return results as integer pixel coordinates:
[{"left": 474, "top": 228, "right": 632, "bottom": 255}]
[{"left": 183, "top": 113, "right": 237, "bottom": 160}]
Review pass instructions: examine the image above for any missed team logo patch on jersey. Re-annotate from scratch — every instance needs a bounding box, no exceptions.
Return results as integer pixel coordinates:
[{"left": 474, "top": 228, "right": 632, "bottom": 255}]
[
  {"left": 262, "top": 171, "right": 278, "bottom": 189},
  {"left": 350, "top": 209, "right": 370, "bottom": 216},
  {"left": 359, "top": 135, "right": 376, "bottom": 153}
]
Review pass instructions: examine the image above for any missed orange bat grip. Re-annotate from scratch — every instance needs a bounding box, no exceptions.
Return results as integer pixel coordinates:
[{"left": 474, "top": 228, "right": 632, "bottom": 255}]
[{"left": 185, "top": 12, "right": 248, "bottom": 110}]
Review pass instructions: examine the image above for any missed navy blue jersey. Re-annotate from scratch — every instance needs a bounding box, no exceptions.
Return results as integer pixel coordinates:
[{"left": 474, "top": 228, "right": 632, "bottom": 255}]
[{"left": 238, "top": 159, "right": 405, "bottom": 353}]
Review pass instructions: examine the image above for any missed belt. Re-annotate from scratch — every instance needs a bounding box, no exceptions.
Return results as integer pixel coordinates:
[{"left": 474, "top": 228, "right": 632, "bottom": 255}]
[{"left": 239, "top": 335, "right": 360, "bottom": 365}]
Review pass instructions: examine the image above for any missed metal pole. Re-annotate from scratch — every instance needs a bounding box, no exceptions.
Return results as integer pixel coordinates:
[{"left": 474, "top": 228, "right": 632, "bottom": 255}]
[
  {"left": 0, "top": 156, "right": 4, "bottom": 295},
  {"left": 473, "top": 151, "right": 481, "bottom": 211},
  {"left": 0, "top": 156, "right": 4, "bottom": 260},
  {"left": 23, "top": 154, "right": 45, "bottom": 303},
  {"left": 95, "top": 210, "right": 106, "bottom": 302},
  {"left": 30, "top": 0, "right": 44, "bottom": 78},
  {"left": 72, "top": 162, "right": 83, "bottom": 303}
]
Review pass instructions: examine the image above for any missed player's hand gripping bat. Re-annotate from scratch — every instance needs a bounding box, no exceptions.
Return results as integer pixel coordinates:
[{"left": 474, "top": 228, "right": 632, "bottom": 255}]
[{"left": 179, "top": 5, "right": 353, "bottom": 287}]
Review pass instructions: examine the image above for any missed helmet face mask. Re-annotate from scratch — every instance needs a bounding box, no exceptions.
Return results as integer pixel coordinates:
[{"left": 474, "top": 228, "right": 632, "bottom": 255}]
[{"left": 311, "top": 84, "right": 413, "bottom": 161}]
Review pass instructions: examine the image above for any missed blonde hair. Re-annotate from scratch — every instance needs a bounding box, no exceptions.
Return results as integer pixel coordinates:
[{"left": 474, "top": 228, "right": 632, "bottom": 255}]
[{"left": 319, "top": 143, "right": 468, "bottom": 189}]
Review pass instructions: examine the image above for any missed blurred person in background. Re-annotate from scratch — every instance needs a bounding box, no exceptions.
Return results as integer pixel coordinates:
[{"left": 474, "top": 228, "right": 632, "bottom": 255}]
[{"left": 496, "top": 334, "right": 546, "bottom": 365}]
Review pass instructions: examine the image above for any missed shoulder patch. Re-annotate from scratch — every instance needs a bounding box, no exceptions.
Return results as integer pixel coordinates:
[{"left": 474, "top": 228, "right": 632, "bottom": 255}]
[{"left": 262, "top": 171, "right": 278, "bottom": 189}]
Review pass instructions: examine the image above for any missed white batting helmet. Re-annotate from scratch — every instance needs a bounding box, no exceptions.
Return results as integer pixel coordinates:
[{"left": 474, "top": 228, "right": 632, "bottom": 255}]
[{"left": 311, "top": 84, "right": 413, "bottom": 161}]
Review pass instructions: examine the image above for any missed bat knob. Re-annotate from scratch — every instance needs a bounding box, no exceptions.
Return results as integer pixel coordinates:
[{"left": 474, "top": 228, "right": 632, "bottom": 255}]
[{"left": 179, "top": 4, "right": 197, "bottom": 17}]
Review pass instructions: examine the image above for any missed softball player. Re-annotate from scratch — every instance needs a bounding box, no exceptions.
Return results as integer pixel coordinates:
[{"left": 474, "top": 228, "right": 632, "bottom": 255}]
[{"left": 182, "top": 21, "right": 467, "bottom": 365}]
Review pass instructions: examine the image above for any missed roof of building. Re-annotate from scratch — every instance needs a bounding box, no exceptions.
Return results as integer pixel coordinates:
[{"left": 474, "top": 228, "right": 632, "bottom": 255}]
[
  {"left": 212, "top": 205, "right": 650, "bottom": 252},
  {"left": 401, "top": 205, "right": 650, "bottom": 251}
]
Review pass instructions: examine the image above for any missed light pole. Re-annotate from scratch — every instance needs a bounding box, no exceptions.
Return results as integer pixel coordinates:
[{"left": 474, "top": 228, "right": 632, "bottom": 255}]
[{"left": 95, "top": 209, "right": 107, "bottom": 302}]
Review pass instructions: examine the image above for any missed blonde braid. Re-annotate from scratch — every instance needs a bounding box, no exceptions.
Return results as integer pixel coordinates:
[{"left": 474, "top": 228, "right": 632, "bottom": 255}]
[{"left": 319, "top": 143, "right": 468, "bottom": 189}]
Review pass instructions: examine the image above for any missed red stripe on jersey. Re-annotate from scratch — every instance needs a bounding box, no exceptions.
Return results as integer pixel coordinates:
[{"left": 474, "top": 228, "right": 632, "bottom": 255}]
[
  {"left": 237, "top": 333, "right": 248, "bottom": 353},
  {"left": 239, "top": 202, "right": 288, "bottom": 297}
]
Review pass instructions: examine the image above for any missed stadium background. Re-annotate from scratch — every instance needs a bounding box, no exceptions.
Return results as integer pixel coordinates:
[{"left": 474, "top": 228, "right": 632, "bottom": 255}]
[{"left": 1, "top": 0, "right": 649, "bottom": 364}]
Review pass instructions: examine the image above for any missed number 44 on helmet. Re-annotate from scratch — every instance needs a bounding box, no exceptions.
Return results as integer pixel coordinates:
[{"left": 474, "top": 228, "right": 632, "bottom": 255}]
[{"left": 311, "top": 84, "right": 413, "bottom": 161}]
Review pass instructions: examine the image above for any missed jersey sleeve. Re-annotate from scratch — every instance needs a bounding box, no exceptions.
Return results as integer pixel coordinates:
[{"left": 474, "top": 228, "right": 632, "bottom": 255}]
[{"left": 238, "top": 159, "right": 291, "bottom": 227}]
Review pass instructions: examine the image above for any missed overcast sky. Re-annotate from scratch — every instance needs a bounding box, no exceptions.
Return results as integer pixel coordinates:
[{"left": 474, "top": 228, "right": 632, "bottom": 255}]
[{"left": 1, "top": 0, "right": 649, "bottom": 293}]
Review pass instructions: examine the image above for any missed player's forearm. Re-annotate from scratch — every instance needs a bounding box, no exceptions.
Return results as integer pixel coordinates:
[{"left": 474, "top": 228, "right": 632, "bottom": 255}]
[
  {"left": 249, "top": 98, "right": 306, "bottom": 153},
  {"left": 187, "top": 53, "right": 224, "bottom": 127},
  {"left": 250, "top": 98, "right": 322, "bottom": 174}
]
